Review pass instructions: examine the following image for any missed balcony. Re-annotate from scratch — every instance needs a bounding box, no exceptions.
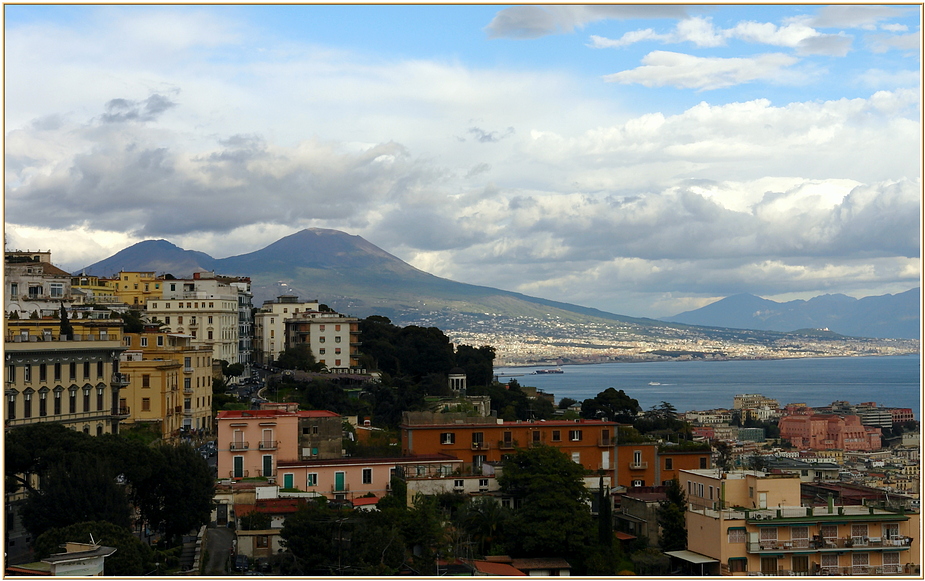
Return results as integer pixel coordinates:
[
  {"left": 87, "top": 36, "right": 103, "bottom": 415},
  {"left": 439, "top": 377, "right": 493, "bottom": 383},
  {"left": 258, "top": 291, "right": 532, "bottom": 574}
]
[
  {"left": 229, "top": 441, "right": 250, "bottom": 451},
  {"left": 746, "top": 564, "right": 910, "bottom": 576},
  {"left": 111, "top": 373, "right": 130, "bottom": 387},
  {"left": 747, "top": 536, "right": 912, "bottom": 553},
  {"left": 629, "top": 461, "right": 648, "bottom": 470},
  {"left": 229, "top": 470, "right": 250, "bottom": 479},
  {"left": 258, "top": 440, "right": 279, "bottom": 450},
  {"left": 183, "top": 367, "right": 194, "bottom": 374},
  {"left": 114, "top": 406, "right": 131, "bottom": 418},
  {"left": 331, "top": 483, "right": 350, "bottom": 493},
  {"left": 498, "top": 440, "right": 517, "bottom": 450},
  {"left": 183, "top": 408, "right": 192, "bottom": 417},
  {"left": 471, "top": 441, "right": 491, "bottom": 451},
  {"left": 598, "top": 437, "right": 612, "bottom": 447},
  {"left": 184, "top": 387, "right": 194, "bottom": 394}
]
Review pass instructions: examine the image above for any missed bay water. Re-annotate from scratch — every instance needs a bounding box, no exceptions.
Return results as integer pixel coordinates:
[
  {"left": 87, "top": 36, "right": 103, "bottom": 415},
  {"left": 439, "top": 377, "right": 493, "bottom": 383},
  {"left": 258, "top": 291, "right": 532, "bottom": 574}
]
[{"left": 495, "top": 355, "right": 921, "bottom": 418}]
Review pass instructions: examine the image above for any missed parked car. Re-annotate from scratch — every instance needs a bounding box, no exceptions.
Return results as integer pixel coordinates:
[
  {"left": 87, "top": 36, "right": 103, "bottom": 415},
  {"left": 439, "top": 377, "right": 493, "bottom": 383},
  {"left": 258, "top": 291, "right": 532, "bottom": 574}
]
[
  {"left": 255, "top": 558, "right": 271, "bottom": 573},
  {"left": 233, "top": 555, "right": 249, "bottom": 572}
]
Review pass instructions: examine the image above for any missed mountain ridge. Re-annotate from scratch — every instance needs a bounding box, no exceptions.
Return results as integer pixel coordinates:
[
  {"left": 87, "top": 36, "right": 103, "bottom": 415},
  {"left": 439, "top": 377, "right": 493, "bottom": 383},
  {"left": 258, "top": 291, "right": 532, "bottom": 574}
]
[
  {"left": 77, "top": 228, "right": 919, "bottom": 341},
  {"left": 662, "top": 289, "right": 920, "bottom": 339}
]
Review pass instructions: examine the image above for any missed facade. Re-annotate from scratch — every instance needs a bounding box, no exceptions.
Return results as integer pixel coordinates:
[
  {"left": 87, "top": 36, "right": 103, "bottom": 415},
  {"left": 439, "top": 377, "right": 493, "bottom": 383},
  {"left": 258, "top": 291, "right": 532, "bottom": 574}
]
[
  {"left": 779, "top": 411, "right": 882, "bottom": 451},
  {"left": 682, "top": 469, "right": 919, "bottom": 576},
  {"left": 228, "top": 278, "right": 254, "bottom": 370},
  {"left": 5, "top": 251, "right": 74, "bottom": 318},
  {"left": 253, "top": 295, "right": 320, "bottom": 365},
  {"left": 146, "top": 272, "right": 240, "bottom": 364},
  {"left": 4, "top": 319, "right": 130, "bottom": 435},
  {"left": 401, "top": 415, "right": 619, "bottom": 478},
  {"left": 107, "top": 271, "right": 163, "bottom": 307},
  {"left": 283, "top": 311, "right": 362, "bottom": 372},
  {"left": 120, "top": 330, "right": 215, "bottom": 437}
]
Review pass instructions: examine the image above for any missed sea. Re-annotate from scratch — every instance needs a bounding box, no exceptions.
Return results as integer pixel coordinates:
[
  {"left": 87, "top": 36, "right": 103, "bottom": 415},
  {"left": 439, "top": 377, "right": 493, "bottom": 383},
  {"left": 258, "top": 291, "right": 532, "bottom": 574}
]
[{"left": 494, "top": 355, "right": 921, "bottom": 418}]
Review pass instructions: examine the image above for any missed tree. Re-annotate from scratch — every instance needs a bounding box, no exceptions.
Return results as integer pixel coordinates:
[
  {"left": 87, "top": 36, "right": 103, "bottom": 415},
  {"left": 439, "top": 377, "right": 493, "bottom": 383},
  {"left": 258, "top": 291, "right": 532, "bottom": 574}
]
[
  {"left": 558, "top": 397, "right": 578, "bottom": 410},
  {"left": 20, "top": 452, "right": 132, "bottom": 536},
  {"left": 33, "top": 521, "right": 153, "bottom": 576},
  {"left": 714, "top": 440, "right": 734, "bottom": 472},
  {"left": 657, "top": 478, "right": 687, "bottom": 551},
  {"left": 276, "top": 344, "right": 325, "bottom": 372},
  {"left": 580, "top": 388, "right": 640, "bottom": 423},
  {"left": 454, "top": 344, "right": 496, "bottom": 387},
  {"left": 240, "top": 511, "right": 272, "bottom": 530},
  {"left": 498, "top": 445, "right": 594, "bottom": 570},
  {"left": 459, "top": 496, "right": 511, "bottom": 557},
  {"left": 120, "top": 309, "right": 145, "bottom": 333},
  {"left": 58, "top": 303, "right": 74, "bottom": 339}
]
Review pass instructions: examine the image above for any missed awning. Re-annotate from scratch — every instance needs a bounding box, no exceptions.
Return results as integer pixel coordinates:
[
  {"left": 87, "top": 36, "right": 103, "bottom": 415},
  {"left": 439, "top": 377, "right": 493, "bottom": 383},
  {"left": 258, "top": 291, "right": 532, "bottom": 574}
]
[{"left": 664, "top": 550, "right": 719, "bottom": 565}]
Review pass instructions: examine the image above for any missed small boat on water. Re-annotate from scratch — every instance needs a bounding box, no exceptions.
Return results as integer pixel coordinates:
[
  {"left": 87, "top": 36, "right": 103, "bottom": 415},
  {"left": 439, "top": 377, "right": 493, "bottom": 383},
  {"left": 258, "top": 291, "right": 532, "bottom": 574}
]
[
  {"left": 648, "top": 382, "right": 661, "bottom": 386},
  {"left": 533, "top": 368, "right": 564, "bottom": 374}
]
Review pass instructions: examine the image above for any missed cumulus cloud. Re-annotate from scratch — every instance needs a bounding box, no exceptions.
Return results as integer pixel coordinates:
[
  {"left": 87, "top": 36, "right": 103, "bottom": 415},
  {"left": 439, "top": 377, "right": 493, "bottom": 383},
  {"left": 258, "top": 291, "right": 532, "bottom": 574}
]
[
  {"left": 485, "top": 5, "right": 688, "bottom": 39},
  {"left": 603, "top": 51, "right": 801, "bottom": 90}
]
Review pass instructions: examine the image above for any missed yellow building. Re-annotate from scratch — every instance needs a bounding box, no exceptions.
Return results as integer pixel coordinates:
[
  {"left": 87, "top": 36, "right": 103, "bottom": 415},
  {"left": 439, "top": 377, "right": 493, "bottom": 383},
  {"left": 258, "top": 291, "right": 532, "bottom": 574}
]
[
  {"left": 120, "top": 331, "right": 214, "bottom": 439},
  {"left": 680, "top": 469, "right": 920, "bottom": 576},
  {"left": 4, "top": 318, "right": 129, "bottom": 435},
  {"left": 109, "top": 271, "right": 164, "bottom": 307},
  {"left": 70, "top": 274, "right": 122, "bottom": 307}
]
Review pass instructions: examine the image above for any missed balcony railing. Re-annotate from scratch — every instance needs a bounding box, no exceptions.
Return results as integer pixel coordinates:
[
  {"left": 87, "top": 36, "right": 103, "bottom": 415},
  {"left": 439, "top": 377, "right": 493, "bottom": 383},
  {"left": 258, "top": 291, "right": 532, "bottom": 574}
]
[
  {"left": 747, "top": 564, "right": 909, "bottom": 576},
  {"left": 229, "top": 470, "right": 250, "bottom": 479},
  {"left": 331, "top": 483, "right": 350, "bottom": 493},
  {"left": 748, "top": 536, "right": 912, "bottom": 553},
  {"left": 498, "top": 440, "right": 516, "bottom": 450},
  {"left": 229, "top": 441, "right": 250, "bottom": 451},
  {"left": 598, "top": 437, "right": 612, "bottom": 447},
  {"left": 184, "top": 387, "right": 194, "bottom": 394},
  {"left": 629, "top": 461, "right": 648, "bottom": 470},
  {"left": 471, "top": 441, "right": 491, "bottom": 451},
  {"left": 258, "top": 440, "right": 278, "bottom": 450},
  {"left": 183, "top": 367, "right": 194, "bottom": 374},
  {"left": 111, "top": 373, "right": 130, "bottom": 387}
]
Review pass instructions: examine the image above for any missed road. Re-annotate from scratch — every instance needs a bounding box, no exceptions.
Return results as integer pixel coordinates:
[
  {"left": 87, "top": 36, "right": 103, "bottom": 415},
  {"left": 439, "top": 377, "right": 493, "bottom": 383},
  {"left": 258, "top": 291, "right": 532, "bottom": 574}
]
[{"left": 202, "top": 524, "right": 235, "bottom": 576}]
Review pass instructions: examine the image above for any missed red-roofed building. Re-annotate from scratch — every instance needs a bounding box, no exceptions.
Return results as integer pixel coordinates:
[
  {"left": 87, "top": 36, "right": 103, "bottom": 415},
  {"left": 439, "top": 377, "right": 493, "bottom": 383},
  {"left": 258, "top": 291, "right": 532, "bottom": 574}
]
[
  {"left": 216, "top": 408, "right": 343, "bottom": 483},
  {"left": 467, "top": 559, "right": 527, "bottom": 576},
  {"left": 779, "top": 411, "right": 881, "bottom": 451}
]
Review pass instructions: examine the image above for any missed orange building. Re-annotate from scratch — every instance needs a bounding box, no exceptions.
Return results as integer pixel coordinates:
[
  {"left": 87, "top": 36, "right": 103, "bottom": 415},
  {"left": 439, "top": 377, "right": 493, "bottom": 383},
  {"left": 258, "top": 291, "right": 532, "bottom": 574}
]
[
  {"left": 615, "top": 442, "right": 712, "bottom": 489},
  {"left": 401, "top": 416, "right": 618, "bottom": 477}
]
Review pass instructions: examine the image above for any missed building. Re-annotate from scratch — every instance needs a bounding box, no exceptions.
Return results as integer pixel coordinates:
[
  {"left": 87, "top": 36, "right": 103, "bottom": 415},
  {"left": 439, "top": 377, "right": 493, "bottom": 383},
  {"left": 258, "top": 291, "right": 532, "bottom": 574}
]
[
  {"left": 283, "top": 310, "right": 362, "bottom": 372},
  {"left": 681, "top": 469, "right": 919, "bottom": 576},
  {"left": 5, "top": 251, "right": 74, "bottom": 318},
  {"left": 119, "top": 330, "right": 215, "bottom": 438},
  {"left": 106, "top": 270, "right": 164, "bottom": 307},
  {"left": 401, "top": 414, "right": 619, "bottom": 478},
  {"left": 779, "top": 411, "right": 882, "bottom": 451},
  {"left": 5, "top": 318, "right": 130, "bottom": 435},
  {"left": 6, "top": 541, "right": 117, "bottom": 576},
  {"left": 253, "top": 295, "right": 320, "bottom": 365},
  {"left": 146, "top": 272, "right": 241, "bottom": 364}
]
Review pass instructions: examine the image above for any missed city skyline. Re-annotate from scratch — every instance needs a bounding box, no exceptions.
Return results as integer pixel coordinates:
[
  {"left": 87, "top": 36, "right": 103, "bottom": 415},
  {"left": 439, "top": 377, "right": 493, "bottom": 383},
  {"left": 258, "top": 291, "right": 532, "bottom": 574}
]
[{"left": 4, "top": 4, "right": 921, "bottom": 318}]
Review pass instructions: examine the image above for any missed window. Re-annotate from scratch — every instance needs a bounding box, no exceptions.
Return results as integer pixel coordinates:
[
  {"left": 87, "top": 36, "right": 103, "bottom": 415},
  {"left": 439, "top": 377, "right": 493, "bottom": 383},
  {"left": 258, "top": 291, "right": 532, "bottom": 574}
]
[
  {"left": 184, "top": 378, "right": 191, "bottom": 390},
  {"left": 10, "top": 283, "right": 17, "bottom": 296},
  {"left": 552, "top": 430, "right": 561, "bottom": 441},
  {"left": 454, "top": 479, "right": 464, "bottom": 489},
  {"left": 39, "top": 390, "right": 47, "bottom": 416},
  {"left": 479, "top": 478, "right": 489, "bottom": 490},
  {"left": 54, "top": 390, "right": 61, "bottom": 415},
  {"left": 440, "top": 433, "right": 456, "bottom": 445},
  {"left": 362, "top": 468, "right": 373, "bottom": 484},
  {"left": 142, "top": 374, "right": 151, "bottom": 388},
  {"left": 157, "top": 336, "right": 164, "bottom": 346},
  {"left": 165, "top": 316, "right": 170, "bottom": 324},
  {"left": 727, "top": 528, "right": 747, "bottom": 543},
  {"left": 700, "top": 457, "right": 708, "bottom": 469},
  {"left": 633, "top": 450, "right": 642, "bottom": 466},
  {"left": 23, "top": 392, "right": 32, "bottom": 418},
  {"left": 319, "top": 348, "right": 325, "bottom": 354},
  {"left": 142, "top": 398, "right": 151, "bottom": 411},
  {"left": 7, "top": 365, "right": 14, "bottom": 383},
  {"left": 632, "top": 479, "right": 644, "bottom": 487},
  {"left": 335, "top": 336, "right": 341, "bottom": 343},
  {"left": 141, "top": 337, "right": 148, "bottom": 347},
  {"left": 728, "top": 559, "right": 747, "bottom": 573},
  {"left": 39, "top": 364, "right": 47, "bottom": 382},
  {"left": 472, "top": 432, "right": 484, "bottom": 446},
  {"left": 83, "top": 362, "right": 91, "bottom": 379},
  {"left": 69, "top": 389, "right": 77, "bottom": 413},
  {"left": 532, "top": 430, "right": 541, "bottom": 443},
  {"left": 97, "top": 388, "right": 104, "bottom": 410},
  {"left": 97, "top": 361, "right": 104, "bottom": 378},
  {"left": 7, "top": 393, "right": 15, "bottom": 419},
  {"left": 208, "top": 331, "right": 213, "bottom": 340},
  {"left": 83, "top": 388, "right": 91, "bottom": 411},
  {"left": 23, "top": 364, "right": 31, "bottom": 383},
  {"left": 54, "top": 363, "right": 61, "bottom": 381},
  {"left": 307, "top": 473, "right": 318, "bottom": 487},
  {"left": 568, "top": 429, "right": 583, "bottom": 441},
  {"left": 571, "top": 452, "right": 581, "bottom": 463},
  {"left": 50, "top": 282, "right": 64, "bottom": 298},
  {"left": 256, "top": 536, "right": 269, "bottom": 549},
  {"left": 473, "top": 455, "right": 486, "bottom": 470},
  {"left": 665, "top": 458, "right": 673, "bottom": 470}
]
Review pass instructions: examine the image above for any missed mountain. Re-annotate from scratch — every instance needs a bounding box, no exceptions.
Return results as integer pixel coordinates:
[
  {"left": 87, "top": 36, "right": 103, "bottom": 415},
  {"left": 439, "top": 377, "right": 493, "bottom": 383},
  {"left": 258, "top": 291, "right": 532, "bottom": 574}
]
[
  {"left": 662, "top": 289, "right": 920, "bottom": 339},
  {"left": 77, "top": 229, "right": 657, "bottom": 329}
]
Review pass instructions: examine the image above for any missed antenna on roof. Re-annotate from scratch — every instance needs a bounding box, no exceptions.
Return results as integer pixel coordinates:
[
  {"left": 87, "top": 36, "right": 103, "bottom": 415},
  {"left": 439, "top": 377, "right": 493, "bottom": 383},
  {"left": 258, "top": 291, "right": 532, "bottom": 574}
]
[{"left": 89, "top": 533, "right": 97, "bottom": 546}]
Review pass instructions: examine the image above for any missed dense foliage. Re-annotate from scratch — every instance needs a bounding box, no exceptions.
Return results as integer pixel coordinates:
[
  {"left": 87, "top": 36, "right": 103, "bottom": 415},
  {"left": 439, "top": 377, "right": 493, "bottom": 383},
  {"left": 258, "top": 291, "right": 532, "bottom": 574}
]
[{"left": 6, "top": 423, "right": 214, "bottom": 546}]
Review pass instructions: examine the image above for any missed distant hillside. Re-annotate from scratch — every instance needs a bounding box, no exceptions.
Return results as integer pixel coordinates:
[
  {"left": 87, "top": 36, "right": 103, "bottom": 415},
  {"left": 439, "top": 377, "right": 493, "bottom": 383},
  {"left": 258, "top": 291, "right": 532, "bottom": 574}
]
[
  {"left": 77, "top": 229, "right": 660, "bottom": 330},
  {"left": 662, "top": 289, "right": 920, "bottom": 339}
]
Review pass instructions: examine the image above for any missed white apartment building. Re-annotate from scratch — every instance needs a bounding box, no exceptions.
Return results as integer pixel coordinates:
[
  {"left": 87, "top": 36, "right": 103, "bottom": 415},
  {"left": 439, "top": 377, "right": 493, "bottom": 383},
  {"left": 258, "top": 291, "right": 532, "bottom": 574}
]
[
  {"left": 146, "top": 272, "right": 240, "bottom": 364},
  {"left": 253, "top": 295, "right": 320, "bottom": 365},
  {"left": 5, "top": 251, "right": 74, "bottom": 318}
]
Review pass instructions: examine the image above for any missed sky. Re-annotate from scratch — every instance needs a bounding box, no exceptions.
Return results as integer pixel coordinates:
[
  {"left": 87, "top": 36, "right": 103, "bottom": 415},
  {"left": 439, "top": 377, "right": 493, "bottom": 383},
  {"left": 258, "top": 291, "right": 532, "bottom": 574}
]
[{"left": 4, "top": 4, "right": 922, "bottom": 318}]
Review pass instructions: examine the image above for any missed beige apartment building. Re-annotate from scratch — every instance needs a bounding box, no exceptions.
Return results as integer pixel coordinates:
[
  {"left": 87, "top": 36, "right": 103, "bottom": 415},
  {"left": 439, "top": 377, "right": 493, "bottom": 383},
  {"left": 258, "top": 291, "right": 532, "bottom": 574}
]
[
  {"left": 120, "top": 330, "right": 215, "bottom": 438},
  {"left": 146, "top": 272, "right": 240, "bottom": 364},
  {"left": 253, "top": 295, "right": 320, "bottom": 365},
  {"left": 106, "top": 270, "right": 164, "bottom": 307},
  {"left": 680, "top": 469, "right": 919, "bottom": 576},
  {"left": 283, "top": 311, "right": 362, "bottom": 372},
  {"left": 5, "top": 251, "right": 74, "bottom": 318}
]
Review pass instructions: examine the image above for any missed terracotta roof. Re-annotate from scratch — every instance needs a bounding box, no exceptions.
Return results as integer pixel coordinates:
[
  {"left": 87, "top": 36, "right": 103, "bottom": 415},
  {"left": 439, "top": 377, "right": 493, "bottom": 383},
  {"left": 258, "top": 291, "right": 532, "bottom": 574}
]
[
  {"left": 471, "top": 561, "right": 527, "bottom": 576},
  {"left": 511, "top": 557, "right": 571, "bottom": 571},
  {"left": 216, "top": 409, "right": 340, "bottom": 419},
  {"left": 615, "top": 531, "right": 637, "bottom": 541},
  {"left": 353, "top": 497, "right": 380, "bottom": 507}
]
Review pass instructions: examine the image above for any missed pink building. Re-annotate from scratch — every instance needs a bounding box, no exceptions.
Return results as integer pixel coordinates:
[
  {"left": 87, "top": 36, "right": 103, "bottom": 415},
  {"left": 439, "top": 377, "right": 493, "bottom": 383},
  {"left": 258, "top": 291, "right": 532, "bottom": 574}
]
[{"left": 779, "top": 412, "right": 881, "bottom": 451}]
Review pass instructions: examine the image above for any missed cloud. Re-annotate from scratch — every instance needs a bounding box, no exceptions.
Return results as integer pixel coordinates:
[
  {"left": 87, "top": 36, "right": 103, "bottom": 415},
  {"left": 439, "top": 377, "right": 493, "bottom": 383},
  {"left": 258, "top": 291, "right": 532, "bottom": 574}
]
[
  {"left": 808, "top": 5, "right": 911, "bottom": 29},
  {"left": 591, "top": 16, "right": 853, "bottom": 56},
  {"left": 603, "top": 51, "right": 801, "bottom": 90},
  {"left": 100, "top": 94, "right": 178, "bottom": 123},
  {"left": 467, "top": 126, "right": 515, "bottom": 143},
  {"left": 865, "top": 30, "right": 921, "bottom": 53},
  {"left": 485, "top": 5, "right": 688, "bottom": 39}
]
